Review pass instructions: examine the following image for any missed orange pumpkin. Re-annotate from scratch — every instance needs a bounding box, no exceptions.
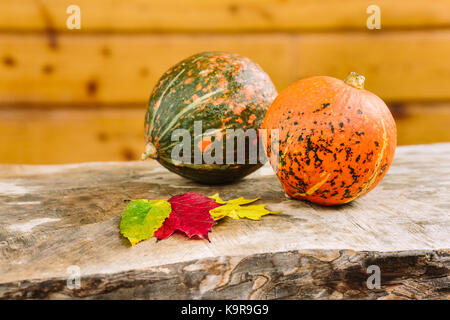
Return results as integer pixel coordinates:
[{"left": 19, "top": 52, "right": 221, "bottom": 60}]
[{"left": 262, "top": 72, "right": 397, "bottom": 205}]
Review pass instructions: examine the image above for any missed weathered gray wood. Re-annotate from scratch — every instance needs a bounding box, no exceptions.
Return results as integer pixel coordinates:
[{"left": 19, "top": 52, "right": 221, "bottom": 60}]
[{"left": 0, "top": 143, "right": 449, "bottom": 299}]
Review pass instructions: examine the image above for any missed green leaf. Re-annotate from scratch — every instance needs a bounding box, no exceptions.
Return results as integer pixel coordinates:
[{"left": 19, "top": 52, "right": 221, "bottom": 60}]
[{"left": 120, "top": 199, "right": 171, "bottom": 245}]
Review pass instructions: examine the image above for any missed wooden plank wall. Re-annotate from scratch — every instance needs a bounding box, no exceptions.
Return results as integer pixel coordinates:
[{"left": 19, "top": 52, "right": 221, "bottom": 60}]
[{"left": 1, "top": 0, "right": 450, "bottom": 164}]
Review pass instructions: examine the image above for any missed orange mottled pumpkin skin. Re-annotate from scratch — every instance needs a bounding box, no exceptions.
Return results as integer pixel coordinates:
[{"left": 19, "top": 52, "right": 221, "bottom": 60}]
[{"left": 262, "top": 76, "right": 397, "bottom": 205}]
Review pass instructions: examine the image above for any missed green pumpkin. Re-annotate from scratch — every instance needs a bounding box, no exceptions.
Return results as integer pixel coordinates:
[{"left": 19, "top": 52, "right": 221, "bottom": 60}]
[{"left": 142, "top": 52, "right": 277, "bottom": 184}]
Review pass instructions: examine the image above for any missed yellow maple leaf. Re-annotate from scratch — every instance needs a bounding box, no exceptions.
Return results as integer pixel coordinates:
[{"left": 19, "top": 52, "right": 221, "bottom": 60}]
[
  {"left": 209, "top": 194, "right": 280, "bottom": 221},
  {"left": 210, "top": 193, "right": 260, "bottom": 205}
]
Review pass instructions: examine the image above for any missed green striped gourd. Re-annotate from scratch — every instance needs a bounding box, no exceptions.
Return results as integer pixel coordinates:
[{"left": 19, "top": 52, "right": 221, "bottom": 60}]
[{"left": 142, "top": 52, "right": 277, "bottom": 184}]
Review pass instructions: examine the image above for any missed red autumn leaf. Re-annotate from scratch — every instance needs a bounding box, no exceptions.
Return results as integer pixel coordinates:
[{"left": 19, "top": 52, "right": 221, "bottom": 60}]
[{"left": 154, "top": 192, "right": 221, "bottom": 241}]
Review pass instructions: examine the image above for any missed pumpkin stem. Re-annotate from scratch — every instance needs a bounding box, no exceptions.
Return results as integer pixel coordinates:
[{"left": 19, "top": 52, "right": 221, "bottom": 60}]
[
  {"left": 141, "top": 142, "right": 158, "bottom": 160},
  {"left": 344, "top": 72, "right": 365, "bottom": 89}
]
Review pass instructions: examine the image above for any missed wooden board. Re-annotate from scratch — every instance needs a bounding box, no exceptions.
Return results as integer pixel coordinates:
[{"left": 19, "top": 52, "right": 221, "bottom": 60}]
[
  {"left": 1, "top": 104, "right": 449, "bottom": 165},
  {"left": 2, "top": 0, "right": 450, "bottom": 32},
  {"left": 2, "top": 31, "right": 450, "bottom": 104},
  {"left": 0, "top": 34, "right": 293, "bottom": 103},
  {"left": 0, "top": 143, "right": 449, "bottom": 299},
  {"left": 294, "top": 31, "right": 450, "bottom": 101},
  {"left": 0, "top": 108, "right": 146, "bottom": 164},
  {"left": 394, "top": 103, "right": 450, "bottom": 145}
]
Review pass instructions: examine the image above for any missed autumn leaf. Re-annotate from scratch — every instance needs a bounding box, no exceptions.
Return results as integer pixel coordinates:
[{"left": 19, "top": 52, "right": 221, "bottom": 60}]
[
  {"left": 210, "top": 204, "right": 280, "bottom": 220},
  {"left": 210, "top": 193, "right": 259, "bottom": 205},
  {"left": 154, "top": 192, "right": 221, "bottom": 241},
  {"left": 120, "top": 199, "right": 171, "bottom": 245},
  {"left": 209, "top": 194, "right": 280, "bottom": 221},
  {"left": 120, "top": 193, "right": 281, "bottom": 246}
]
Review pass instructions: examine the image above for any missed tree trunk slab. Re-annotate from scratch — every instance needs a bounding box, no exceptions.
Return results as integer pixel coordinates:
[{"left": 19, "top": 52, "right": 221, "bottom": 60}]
[{"left": 0, "top": 143, "right": 449, "bottom": 299}]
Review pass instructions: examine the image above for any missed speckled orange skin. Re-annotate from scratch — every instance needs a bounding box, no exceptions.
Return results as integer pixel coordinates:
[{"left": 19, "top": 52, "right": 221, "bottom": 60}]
[{"left": 262, "top": 76, "right": 397, "bottom": 205}]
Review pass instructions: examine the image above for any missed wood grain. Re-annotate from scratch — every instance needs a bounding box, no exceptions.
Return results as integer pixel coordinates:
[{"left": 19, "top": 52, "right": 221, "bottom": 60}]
[
  {"left": 2, "top": 31, "right": 450, "bottom": 104},
  {"left": 294, "top": 31, "right": 450, "bottom": 101},
  {"left": 0, "top": 108, "right": 146, "bottom": 164},
  {"left": 2, "top": 0, "right": 450, "bottom": 32},
  {"left": 1, "top": 250, "right": 449, "bottom": 299},
  {"left": 0, "top": 143, "right": 449, "bottom": 299},
  {"left": 394, "top": 103, "right": 450, "bottom": 145},
  {"left": 0, "top": 34, "right": 293, "bottom": 103}
]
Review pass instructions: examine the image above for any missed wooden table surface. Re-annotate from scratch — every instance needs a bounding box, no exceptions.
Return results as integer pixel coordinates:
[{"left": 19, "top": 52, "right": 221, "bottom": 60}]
[{"left": 0, "top": 143, "right": 449, "bottom": 299}]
